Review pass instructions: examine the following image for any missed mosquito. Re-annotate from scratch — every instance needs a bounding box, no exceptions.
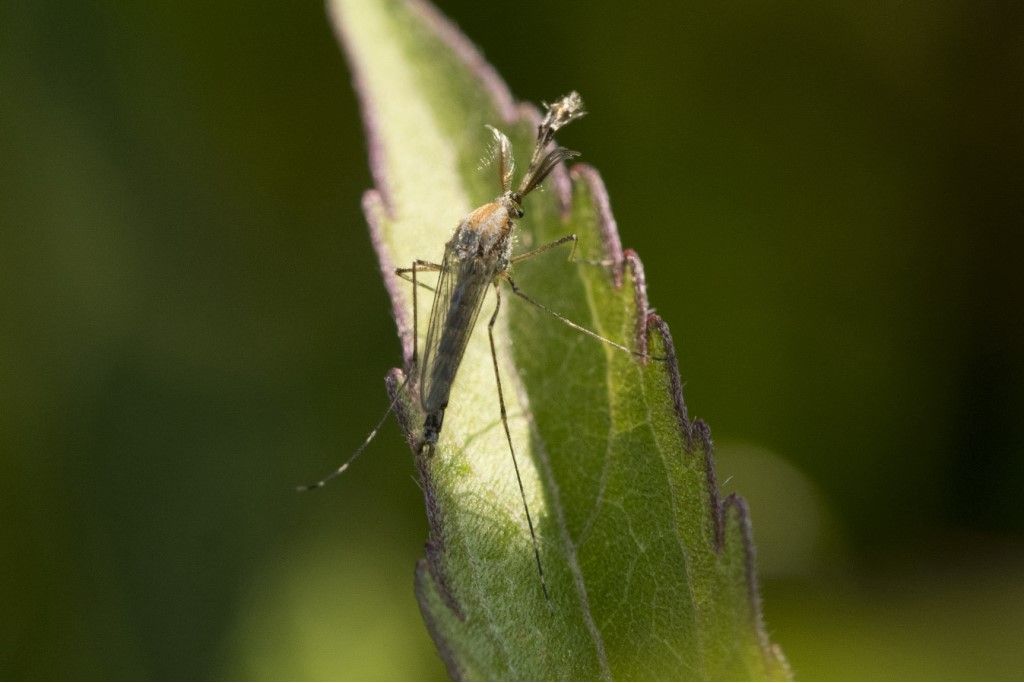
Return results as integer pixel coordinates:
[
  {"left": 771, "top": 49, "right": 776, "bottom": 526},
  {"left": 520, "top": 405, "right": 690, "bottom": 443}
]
[{"left": 301, "top": 92, "right": 646, "bottom": 602}]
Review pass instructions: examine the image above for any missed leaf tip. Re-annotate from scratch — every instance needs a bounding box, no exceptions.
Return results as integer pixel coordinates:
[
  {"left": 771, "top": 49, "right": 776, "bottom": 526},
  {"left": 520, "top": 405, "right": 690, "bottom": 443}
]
[{"left": 405, "top": 0, "right": 518, "bottom": 122}]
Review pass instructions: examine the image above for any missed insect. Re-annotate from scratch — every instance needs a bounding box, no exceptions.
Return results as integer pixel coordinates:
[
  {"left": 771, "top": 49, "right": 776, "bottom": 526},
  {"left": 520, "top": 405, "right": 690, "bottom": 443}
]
[{"left": 302, "top": 92, "right": 644, "bottom": 601}]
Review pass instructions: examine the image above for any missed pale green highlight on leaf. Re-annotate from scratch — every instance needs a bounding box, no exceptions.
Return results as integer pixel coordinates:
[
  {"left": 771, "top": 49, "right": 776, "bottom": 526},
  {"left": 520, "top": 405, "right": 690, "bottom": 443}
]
[{"left": 329, "top": 0, "right": 790, "bottom": 678}]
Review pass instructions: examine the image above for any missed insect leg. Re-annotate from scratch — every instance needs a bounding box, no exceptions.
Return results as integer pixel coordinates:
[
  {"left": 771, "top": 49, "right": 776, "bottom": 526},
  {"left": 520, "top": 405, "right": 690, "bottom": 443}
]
[
  {"left": 487, "top": 282, "right": 550, "bottom": 603},
  {"left": 412, "top": 261, "right": 419, "bottom": 372},
  {"left": 297, "top": 373, "right": 413, "bottom": 491},
  {"left": 512, "top": 233, "right": 578, "bottom": 264},
  {"left": 395, "top": 260, "right": 442, "bottom": 293},
  {"left": 395, "top": 259, "right": 443, "bottom": 371},
  {"left": 512, "top": 233, "right": 615, "bottom": 268},
  {"left": 503, "top": 274, "right": 653, "bottom": 360}
]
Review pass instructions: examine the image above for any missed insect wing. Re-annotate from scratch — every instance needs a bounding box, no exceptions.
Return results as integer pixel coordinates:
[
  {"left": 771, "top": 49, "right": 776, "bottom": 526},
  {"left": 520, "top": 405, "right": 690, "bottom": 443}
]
[
  {"left": 419, "top": 247, "right": 456, "bottom": 394},
  {"left": 419, "top": 245, "right": 495, "bottom": 414}
]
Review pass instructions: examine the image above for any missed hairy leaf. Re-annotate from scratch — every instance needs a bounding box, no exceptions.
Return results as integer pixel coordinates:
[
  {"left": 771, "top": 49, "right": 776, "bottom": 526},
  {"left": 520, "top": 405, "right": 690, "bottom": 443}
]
[{"left": 328, "top": 0, "right": 790, "bottom": 679}]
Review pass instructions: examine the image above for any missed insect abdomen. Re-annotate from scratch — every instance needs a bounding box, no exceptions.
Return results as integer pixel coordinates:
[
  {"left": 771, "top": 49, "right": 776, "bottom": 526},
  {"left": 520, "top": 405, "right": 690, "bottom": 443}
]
[{"left": 420, "top": 252, "right": 495, "bottom": 416}]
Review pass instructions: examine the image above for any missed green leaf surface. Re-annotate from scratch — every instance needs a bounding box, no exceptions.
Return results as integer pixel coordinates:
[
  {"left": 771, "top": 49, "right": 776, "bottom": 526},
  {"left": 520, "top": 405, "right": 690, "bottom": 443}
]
[{"left": 328, "top": 0, "right": 790, "bottom": 679}]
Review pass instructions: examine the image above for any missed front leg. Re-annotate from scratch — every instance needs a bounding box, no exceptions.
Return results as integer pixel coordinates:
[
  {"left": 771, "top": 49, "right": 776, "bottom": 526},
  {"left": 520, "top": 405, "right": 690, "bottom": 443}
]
[
  {"left": 512, "top": 233, "right": 614, "bottom": 267},
  {"left": 395, "top": 259, "right": 443, "bottom": 292},
  {"left": 395, "top": 259, "right": 443, "bottom": 372}
]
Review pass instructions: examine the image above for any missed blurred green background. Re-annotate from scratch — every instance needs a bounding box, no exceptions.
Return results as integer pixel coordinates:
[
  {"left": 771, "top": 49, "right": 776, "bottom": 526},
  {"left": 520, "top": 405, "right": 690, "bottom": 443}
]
[{"left": 2, "top": 0, "right": 1022, "bottom": 679}]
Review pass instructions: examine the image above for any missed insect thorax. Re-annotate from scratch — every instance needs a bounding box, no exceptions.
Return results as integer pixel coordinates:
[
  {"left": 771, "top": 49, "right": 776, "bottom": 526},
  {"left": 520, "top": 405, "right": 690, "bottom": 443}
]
[{"left": 449, "top": 200, "right": 516, "bottom": 270}]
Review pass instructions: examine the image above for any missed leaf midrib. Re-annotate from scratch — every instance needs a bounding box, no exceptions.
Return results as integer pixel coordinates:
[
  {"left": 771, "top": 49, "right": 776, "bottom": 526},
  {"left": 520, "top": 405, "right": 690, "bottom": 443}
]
[{"left": 535, "top": 240, "right": 628, "bottom": 679}]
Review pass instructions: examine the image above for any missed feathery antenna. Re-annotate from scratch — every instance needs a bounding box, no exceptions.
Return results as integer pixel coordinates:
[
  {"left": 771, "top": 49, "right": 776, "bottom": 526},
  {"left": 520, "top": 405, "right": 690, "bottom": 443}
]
[{"left": 516, "top": 91, "right": 586, "bottom": 198}]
